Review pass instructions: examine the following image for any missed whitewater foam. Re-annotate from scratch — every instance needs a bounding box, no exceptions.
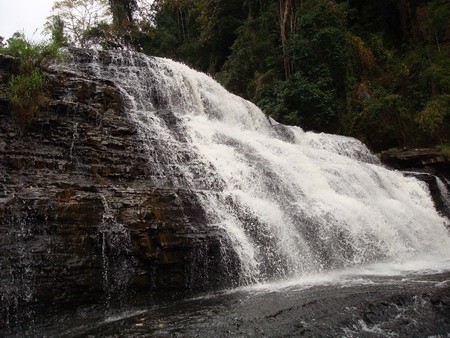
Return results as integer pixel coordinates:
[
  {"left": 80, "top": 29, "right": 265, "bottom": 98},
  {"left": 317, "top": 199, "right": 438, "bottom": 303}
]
[{"left": 57, "top": 49, "right": 450, "bottom": 284}]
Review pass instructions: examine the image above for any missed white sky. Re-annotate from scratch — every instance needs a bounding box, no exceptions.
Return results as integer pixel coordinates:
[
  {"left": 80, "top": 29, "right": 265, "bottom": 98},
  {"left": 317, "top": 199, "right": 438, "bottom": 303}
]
[{"left": 0, "top": 0, "right": 55, "bottom": 41}]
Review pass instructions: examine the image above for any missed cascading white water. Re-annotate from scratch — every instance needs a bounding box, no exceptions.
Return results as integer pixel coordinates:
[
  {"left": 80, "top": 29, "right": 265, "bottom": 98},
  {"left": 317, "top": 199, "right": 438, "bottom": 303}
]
[
  {"left": 58, "top": 49, "right": 450, "bottom": 284},
  {"left": 436, "top": 177, "right": 450, "bottom": 208}
]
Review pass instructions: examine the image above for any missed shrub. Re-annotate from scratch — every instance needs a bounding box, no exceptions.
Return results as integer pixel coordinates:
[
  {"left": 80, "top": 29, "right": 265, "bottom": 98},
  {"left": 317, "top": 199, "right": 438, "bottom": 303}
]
[
  {"left": 8, "top": 69, "right": 46, "bottom": 130},
  {"left": 438, "top": 144, "right": 450, "bottom": 160},
  {"left": 0, "top": 33, "right": 61, "bottom": 131},
  {"left": 416, "top": 94, "right": 450, "bottom": 143}
]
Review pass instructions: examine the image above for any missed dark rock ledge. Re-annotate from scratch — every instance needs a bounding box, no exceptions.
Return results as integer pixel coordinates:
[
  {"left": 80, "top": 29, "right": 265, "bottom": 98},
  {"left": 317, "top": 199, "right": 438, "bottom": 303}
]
[{"left": 379, "top": 148, "right": 450, "bottom": 177}]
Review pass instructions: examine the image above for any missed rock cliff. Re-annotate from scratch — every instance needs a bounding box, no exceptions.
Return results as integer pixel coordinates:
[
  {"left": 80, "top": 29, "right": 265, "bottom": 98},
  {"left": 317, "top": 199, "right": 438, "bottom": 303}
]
[{"left": 0, "top": 54, "right": 238, "bottom": 325}]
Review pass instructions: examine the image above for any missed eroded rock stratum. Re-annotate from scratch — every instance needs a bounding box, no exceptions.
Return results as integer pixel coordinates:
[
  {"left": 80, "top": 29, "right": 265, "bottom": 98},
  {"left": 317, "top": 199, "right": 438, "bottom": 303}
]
[{"left": 0, "top": 54, "right": 237, "bottom": 324}]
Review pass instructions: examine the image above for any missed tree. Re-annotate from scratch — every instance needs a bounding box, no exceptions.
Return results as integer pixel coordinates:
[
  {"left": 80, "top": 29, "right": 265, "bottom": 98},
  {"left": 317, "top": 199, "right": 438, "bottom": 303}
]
[
  {"left": 218, "top": 1, "right": 280, "bottom": 99},
  {"left": 108, "top": 0, "right": 137, "bottom": 31},
  {"left": 277, "top": 0, "right": 298, "bottom": 80},
  {"left": 46, "top": 0, "right": 109, "bottom": 47},
  {"left": 142, "top": 0, "right": 244, "bottom": 73},
  {"left": 100, "top": 0, "right": 449, "bottom": 150},
  {"left": 255, "top": 0, "right": 349, "bottom": 131},
  {"left": 47, "top": 15, "right": 69, "bottom": 47}
]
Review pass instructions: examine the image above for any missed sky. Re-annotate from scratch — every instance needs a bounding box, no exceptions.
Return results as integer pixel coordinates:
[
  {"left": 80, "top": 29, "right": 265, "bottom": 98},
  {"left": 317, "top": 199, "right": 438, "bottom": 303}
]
[{"left": 0, "top": 0, "right": 55, "bottom": 41}]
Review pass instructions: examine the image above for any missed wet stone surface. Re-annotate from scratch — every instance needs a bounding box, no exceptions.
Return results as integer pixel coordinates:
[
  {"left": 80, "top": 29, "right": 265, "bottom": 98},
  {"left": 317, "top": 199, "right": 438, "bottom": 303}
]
[
  {"left": 2, "top": 271, "right": 450, "bottom": 337},
  {"left": 0, "top": 54, "right": 239, "bottom": 326}
]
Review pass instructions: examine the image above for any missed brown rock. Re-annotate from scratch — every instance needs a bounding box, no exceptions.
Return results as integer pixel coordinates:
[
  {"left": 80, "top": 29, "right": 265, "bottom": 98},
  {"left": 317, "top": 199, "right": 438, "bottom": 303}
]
[{"left": 0, "top": 54, "right": 239, "bottom": 325}]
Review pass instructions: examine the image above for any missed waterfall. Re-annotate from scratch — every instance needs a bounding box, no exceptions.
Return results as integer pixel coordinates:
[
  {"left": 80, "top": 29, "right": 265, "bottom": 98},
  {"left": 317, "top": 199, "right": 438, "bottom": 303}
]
[
  {"left": 57, "top": 49, "right": 450, "bottom": 284},
  {"left": 69, "top": 122, "right": 79, "bottom": 162},
  {"left": 99, "top": 195, "right": 133, "bottom": 294},
  {"left": 436, "top": 177, "right": 450, "bottom": 210}
]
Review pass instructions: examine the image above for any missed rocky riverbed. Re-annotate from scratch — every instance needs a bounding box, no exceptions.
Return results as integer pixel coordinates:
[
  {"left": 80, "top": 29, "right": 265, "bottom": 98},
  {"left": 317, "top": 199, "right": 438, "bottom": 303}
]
[{"left": 2, "top": 266, "right": 450, "bottom": 337}]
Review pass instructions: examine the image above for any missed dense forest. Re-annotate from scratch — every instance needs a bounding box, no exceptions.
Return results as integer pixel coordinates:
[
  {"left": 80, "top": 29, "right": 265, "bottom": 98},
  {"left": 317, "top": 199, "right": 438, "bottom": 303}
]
[{"left": 2, "top": 0, "right": 449, "bottom": 151}]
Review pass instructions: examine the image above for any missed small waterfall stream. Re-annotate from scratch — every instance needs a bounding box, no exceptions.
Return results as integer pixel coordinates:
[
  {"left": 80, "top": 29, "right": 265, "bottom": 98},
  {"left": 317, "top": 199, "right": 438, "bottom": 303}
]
[
  {"left": 69, "top": 122, "right": 79, "bottom": 162},
  {"left": 436, "top": 177, "right": 450, "bottom": 208},
  {"left": 99, "top": 195, "right": 133, "bottom": 296},
  {"left": 58, "top": 49, "right": 450, "bottom": 284}
]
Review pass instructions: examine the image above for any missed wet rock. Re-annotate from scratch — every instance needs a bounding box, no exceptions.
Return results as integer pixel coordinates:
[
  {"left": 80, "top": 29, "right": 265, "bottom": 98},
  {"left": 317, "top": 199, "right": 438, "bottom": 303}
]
[
  {"left": 0, "top": 54, "right": 15, "bottom": 79},
  {"left": 13, "top": 272, "right": 449, "bottom": 337},
  {"left": 0, "top": 54, "right": 238, "bottom": 325},
  {"left": 379, "top": 148, "right": 450, "bottom": 179}
]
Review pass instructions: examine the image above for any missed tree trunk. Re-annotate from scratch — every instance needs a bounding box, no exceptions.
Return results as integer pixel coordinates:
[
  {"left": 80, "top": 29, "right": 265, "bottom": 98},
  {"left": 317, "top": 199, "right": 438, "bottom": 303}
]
[{"left": 278, "top": 0, "right": 297, "bottom": 80}]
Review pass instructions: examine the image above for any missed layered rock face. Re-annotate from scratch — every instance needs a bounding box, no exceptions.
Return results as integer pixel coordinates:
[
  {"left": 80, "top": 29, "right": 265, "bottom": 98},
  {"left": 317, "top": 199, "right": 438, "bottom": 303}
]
[{"left": 0, "top": 54, "right": 237, "bottom": 324}]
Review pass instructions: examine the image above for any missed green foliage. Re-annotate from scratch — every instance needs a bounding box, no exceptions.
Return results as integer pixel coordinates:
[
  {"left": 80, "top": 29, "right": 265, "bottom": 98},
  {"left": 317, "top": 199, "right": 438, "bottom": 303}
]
[
  {"left": 340, "top": 0, "right": 450, "bottom": 149},
  {"left": 352, "top": 87, "right": 413, "bottom": 149},
  {"left": 218, "top": 5, "right": 279, "bottom": 99},
  {"left": 138, "top": 1, "right": 202, "bottom": 67},
  {"left": 254, "top": 0, "right": 348, "bottom": 131},
  {"left": 416, "top": 94, "right": 450, "bottom": 140},
  {"left": 48, "top": 15, "right": 69, "bottom": 47},
  {"left": 8, "top": 69, "right": 47, "bottom": 130},
  {"left": 437, "top": 143, "right": 450, "bottom": 160},
  {"left": 138, "top": 0, "right": 245, "bottom": 74},
  {"left": 109, "top": 0, "right": 136, "bottom": 28},
  {"left": 10, "top": 0, "right": 447, "bottom": 149},
  {"left": 258, "top": 69, "right": 338, "bottom": 130},
  {"left": 1, "top": 33, "right": 61, "bottom": 131},
  {"left": 136, "top": 0, "right": 449, "bottom": 148},
  {"left": 3, "top": 33, "right": 61, "bottom": 73}
]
